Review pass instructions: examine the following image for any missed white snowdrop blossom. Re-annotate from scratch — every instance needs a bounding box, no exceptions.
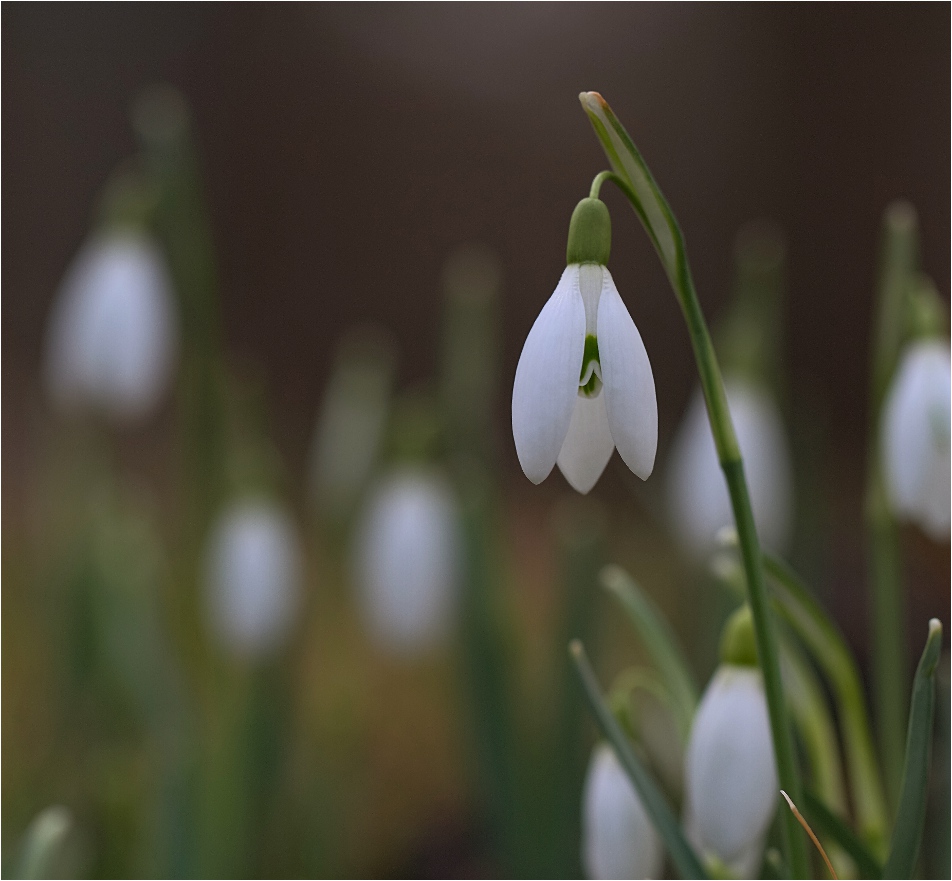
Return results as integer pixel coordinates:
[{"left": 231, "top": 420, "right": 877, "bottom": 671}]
[
  {"left": 44, "top": 232, "right": 179, "bottom": 422},
  {"left": 204, "top": 499, "right": 303, "bottom": 658},
  {"left": 684, "top": 665, "right": 778, "bottom": 877},
  {"left": 881, "top": 340, "right": 951, "bottom": 540},
  {"left": 582, "top": 742, "right": 663, "bottom": 880},
  {"left": 666, "top": 377, "right": 793, "bottom": 557},
  {"left": 512, "top": 260, "right": 657, "bottom": 493},
  {"left": 353, "top": 468, "right": 462, "bottom": 655}
]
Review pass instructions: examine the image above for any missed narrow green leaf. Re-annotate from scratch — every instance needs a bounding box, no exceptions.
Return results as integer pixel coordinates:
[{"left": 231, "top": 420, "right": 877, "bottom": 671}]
[
  {"left": 885, "top": 619, "right": 943, "bottom": 878},
  {"left": 600, "top": 564, "right": 698, "bottom": 738},
  {"left": 763, "top": 551, "right": 889, "bottom": 858},
  {"left": 801, "top": 791, "right": 883, "bottom": 879},
  {"left": 781, "top": 640, "right": 855, "bottom": 879},
  {"left": 569, "top": 640, "right": 708, "bottom": 880}
]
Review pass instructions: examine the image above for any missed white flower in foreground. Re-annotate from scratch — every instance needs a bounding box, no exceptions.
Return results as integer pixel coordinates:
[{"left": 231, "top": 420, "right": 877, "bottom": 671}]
[
  {"left": 582, "top": 742, "right": 663, "bottom": 880},
  {"left": 666, "top": 377, "right": 793, "bottom": 557},
  {"left": 44, "top": 232, "right": 179, "bottom": 422},
  {"left": 881, "top": 340, "right": 951, "bottom": 540},
  {"left": 512, "top": 198, "right": 657, "bottom": 494},
  {"left": 353, "top": 468, "right": 462, "bottom": 655},
  {"left": 204, "top": 499, "right": 303, "bottom": 657},
  {"left": 684, "top": 665, "right": 777, "bottom": 877}
]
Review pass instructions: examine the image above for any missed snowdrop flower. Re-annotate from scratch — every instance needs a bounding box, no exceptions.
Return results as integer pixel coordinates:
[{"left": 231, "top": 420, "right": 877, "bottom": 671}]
[
  {"left": 582, "top": 742, "right": 663, "bottom": 880},
  {"left": 353, "top": 468, "right": 461, "bottom": 655},
  {"left": 44, "top": 232, "right": 179, "bottom": 422},
  {"left": 880, "top": 340, "right": 951, "bottom": 540},
  {"left": 512, "top": 198, "right": 657, "bottom": 493},
  {"left": 666, "top": 376, "right": 793, "bottom": 558},
  {"left": 204, "top": 499, "right": 303, "bottom": 658},
  {"left": 684, "top": 608, "right": 777, "bottom": 877}
]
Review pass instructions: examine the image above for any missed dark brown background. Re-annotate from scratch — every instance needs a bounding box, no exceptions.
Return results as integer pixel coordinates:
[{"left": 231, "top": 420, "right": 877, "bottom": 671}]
[{"left": 4, "top": 3, "right": 950, "bottom": 630}]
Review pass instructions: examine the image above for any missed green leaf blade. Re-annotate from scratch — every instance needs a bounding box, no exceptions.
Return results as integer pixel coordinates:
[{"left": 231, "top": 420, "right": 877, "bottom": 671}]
[
  {"left": 885, "top": 619, "right": 943, "bottom": 878},
  {"left": 600, "top": 564, "right": 698, "bottom": 738}
]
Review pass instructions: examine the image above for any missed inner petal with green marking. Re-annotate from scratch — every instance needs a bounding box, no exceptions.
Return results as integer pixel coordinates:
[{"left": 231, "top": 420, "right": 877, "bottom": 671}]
[{"left": 579, "top": 334, "right": 602, "bottom": 397}]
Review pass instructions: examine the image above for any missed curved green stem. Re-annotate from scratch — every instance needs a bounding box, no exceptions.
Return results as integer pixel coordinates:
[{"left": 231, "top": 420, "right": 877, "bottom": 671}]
[{"left": 580, "top": 91, "right": 808, "bottom": 877}]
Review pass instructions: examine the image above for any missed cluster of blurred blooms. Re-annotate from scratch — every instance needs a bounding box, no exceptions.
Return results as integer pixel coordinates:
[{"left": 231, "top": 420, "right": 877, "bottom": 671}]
[{"left": 12, "top": 83, "right": 950, "bottom": 880}]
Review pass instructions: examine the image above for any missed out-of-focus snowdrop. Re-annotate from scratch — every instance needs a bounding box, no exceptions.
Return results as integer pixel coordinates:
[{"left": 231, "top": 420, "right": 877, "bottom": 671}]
[
  {"left": 666, "top": 377, "right": 793, "bottom": 558},
  {"left": 880, "top": 340, "right": 951, "bottom": 541},
  {"left": 203, "top": 499, "right": 303, "bottom": 658},
  {"left": 684, "top": 607, "right": 777, "bottom": 877},
  {"left": 581, "top": 742, "right": 663, "bottom": 880},
  {"left": 308, "top": 328, "right": 396, "bottom": 523},
  {"left": 352, "top": 468, "right": 462, "bottom": 655},
  {"left": 44, "top": 232, "right": 179, "bottom": 423}
]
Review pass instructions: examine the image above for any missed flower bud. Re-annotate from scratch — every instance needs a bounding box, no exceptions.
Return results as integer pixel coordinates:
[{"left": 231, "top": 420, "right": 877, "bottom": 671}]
[
  {"left": 582, "top": 742, "right": 663, "bottom": 879},
  {"left": 203, "top": 499, "right": 303, "bottom": 658},
  {"left": 666, "top": 376, "right": 793, "bottom": 557},
  {"left": 44, "top": 232, "right": 179, "bottom": 422},
  {"left": 684, "top": 664, "right": 777, "bottom": 876},
  {"left": 352, "top": 468, "right": 461, "bottom": 654},
  {"left": 880, "top": 339, "right": 951, "bottom": 540}
]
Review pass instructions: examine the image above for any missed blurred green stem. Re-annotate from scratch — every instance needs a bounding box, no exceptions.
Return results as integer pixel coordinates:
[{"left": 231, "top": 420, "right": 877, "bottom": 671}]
[
  {"left": 581, "top": 92, "right": 808, "bottom": 876},
  {"left": 866, "top": 201, "right": 919, "bottom": 811}
]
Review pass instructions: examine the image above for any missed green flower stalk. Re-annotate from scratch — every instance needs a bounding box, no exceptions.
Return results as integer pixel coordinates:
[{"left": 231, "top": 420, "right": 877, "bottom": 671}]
[{"left": 578, "top": 91, "right": 809, "bottom": 877}]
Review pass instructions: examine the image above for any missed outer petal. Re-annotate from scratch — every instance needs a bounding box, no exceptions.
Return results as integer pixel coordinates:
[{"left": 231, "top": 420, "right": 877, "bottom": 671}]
[
  {"left": 582, "top": 743, "right": 664, "bottom": 880},
  {"left": 684, "top": 665, "right": 778, "bottom": 867},
  {"left": 512, "top": 267, "right": 586, "bottom": 483},
  {"left": 557, "top": 394, "right": 615, "bottom": 494},
  {"left": 881, "top": 341, "right": 951, "bottom": 539},
  {"left": 596, "top": 269, "right": 658, "bottom": 479}
]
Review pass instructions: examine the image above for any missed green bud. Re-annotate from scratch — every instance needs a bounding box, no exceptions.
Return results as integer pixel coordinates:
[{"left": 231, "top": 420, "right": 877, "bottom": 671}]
[
  {"left": 566, "top": 197, "right": 611, "bottom": 266},
  {"left": 906, "top": 273, "right": 948, "bottom": 341},
  {"left": 719, "top": 604, "right": 759, "bottom": 667}
]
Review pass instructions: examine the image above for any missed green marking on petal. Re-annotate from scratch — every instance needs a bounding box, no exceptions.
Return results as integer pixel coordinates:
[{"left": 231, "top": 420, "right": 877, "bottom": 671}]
[{"left": 579, "top": 334, "right": 602, "bottom": 397}]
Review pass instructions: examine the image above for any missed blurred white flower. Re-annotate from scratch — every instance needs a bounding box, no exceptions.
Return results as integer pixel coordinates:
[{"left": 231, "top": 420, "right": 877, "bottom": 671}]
[
  {"left": 204, "top": 499, "right": 303, "bottom": 658},
  {"left": 44, "top": 232, "right": 179, "bottom": 422},
  {"left": 684, "top": 665, "right": 777, "bottom": 877},
  {"left": 880, "top": 340, "right": 951, "bottom": 540},
  {"left": 582, "top": 742, "right": 663, "bottom": 880},
  {"left": 666, "top": 377, "right": 793, "bottom": 557},
  {"left": 512, "top": 263, "right": 657, "bottom": 494},
  {"left": 353, "top": 468, "right": 461, "bottom": 654}
]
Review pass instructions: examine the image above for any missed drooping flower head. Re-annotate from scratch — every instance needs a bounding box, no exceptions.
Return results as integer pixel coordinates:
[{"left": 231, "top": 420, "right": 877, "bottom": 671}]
[
  {"left": 512, "top": 198, "right": 657, "bottom": 493},
  {"left": 203, "top": 498, "right": 303, "bottom": 658},
  {"left": 44, "top": 231, "right": 179, "bottom": 423},
  {"left": 352, "top": 467, "right": 462, "bottom": 655},
  {"left": 666, "top": 376, "right": 794, "bottom": 557},
  {"left": 880, "top": 339, "right": 951, "bottom": 540},
  {"left": 683, "top": 606, "right": 777, "bottom": 877}
]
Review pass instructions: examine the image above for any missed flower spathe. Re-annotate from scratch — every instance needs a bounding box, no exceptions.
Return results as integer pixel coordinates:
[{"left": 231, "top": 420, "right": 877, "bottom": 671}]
[
  {"left": 512, "top": 262, "right": 657, "bottom": 493},
  {"left": 683, "top": 664, "right": 778, "bottom": 876},
  {"left": 582, "top": 742, "right": 664, "bottom": 880},
  {"left": 880, "top": 339, "right": 951, "bottom": 541}
]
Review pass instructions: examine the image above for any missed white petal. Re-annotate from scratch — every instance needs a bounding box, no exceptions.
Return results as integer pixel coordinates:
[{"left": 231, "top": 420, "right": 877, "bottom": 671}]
[
  {"left": 557, "top": 394, "right": 615, "bottom": 494},
  {"left": 666, "top": 379, "right": 794, "bottom": 557},
  {"left": 353, "top": 469, "right": 462, "bottom": 655},
  {"left": 512, "top": 266, "right": 586, "bottom": 483},
  {"left": 596, "top": 269, "right": 657, "bottom": 480},
  {"left": 204, "top": 499, "right": 302, "bottom": 657},
  {"left": 582, "top": 743, "right": 664, "bottom": 880},
  {"left": 881, "top": 341, "right": 952, "bottom": 539},
  {"left": 684, "top": 665, "right": 778, "bottom": 866}
]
